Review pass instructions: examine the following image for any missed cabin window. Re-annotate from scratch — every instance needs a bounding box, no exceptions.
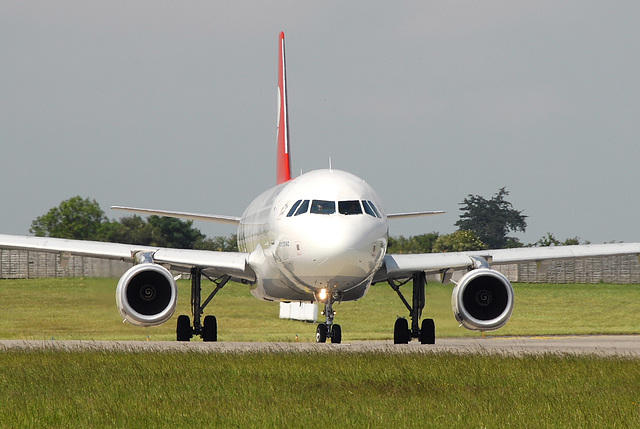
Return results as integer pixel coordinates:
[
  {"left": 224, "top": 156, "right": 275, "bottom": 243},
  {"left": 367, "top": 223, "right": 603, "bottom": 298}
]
[
  {"left": 310, "top": 200, "right": 335, "bottom": 215},
  {"left": 339, "top": 200, "right": 363, "bottom": 215}
]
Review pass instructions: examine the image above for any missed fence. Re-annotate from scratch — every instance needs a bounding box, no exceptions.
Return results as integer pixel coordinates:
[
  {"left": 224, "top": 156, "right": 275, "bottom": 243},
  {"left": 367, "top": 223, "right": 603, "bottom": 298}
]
[{"left": 1, "top": 249, "right": 640, "bottom": 284}]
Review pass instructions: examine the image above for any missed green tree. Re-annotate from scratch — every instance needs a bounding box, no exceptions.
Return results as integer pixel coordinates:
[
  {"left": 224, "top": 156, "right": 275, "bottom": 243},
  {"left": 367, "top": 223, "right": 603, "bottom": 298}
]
[
  {"left": 101, "top": 215, "right": 154, "bottom": 245},
  {"left": 388, "top": 233, "right": 439, "bottom": 254},
  {"left": 146, "top": 216, "right": 205, "bottom": 249},
  {"left": 455, "top": 187, "right": 527, "bottom": 249},
  {"left": 195, "top": 234, "right": 239, "bottom": 252},
  {"left": 31, "top": 197, "right": 209, "bottom": 249},
  {"left": 432, "top": 230, "right": 486, "bottom": 253},
  {"left": 30, "top": 196, "right": 108, "bottom": 240},
  {"left": 533, "top": 232, "right": 582, "bottom": 247}
]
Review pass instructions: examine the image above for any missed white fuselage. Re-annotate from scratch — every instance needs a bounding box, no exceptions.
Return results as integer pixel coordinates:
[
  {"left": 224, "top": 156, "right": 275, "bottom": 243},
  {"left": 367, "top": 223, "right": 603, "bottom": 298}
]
[{"left": 238, "top": 169, "right": 388, "bottom": 302}]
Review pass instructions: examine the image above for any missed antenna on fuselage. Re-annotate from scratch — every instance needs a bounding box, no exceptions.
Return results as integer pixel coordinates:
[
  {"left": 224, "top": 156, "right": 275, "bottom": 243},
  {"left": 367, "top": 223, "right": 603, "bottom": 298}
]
[{"left": 329, "top": 157, "right": 332, "bottom": 171}]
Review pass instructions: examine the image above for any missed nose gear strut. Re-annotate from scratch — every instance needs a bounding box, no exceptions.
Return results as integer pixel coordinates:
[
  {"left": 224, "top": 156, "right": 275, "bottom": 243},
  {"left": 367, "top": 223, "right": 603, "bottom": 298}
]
[{"left": 315, "top": 291, "right": 342, "bottom": 344}]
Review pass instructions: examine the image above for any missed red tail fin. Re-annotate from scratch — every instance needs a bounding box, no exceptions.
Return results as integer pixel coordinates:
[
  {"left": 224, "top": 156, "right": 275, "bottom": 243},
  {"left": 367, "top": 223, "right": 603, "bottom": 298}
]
[{"left": 276, "top": 31, "right": 292, "bottom": 184}]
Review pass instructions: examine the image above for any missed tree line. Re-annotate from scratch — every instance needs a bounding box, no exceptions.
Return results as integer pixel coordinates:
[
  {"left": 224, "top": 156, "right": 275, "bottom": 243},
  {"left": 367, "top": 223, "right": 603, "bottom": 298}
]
[
  {"left": 30, "top": 189, "right": 584, "bottom": 253},
  {"left": 29, "top": 196, "right": 238, "bottom": 251}
]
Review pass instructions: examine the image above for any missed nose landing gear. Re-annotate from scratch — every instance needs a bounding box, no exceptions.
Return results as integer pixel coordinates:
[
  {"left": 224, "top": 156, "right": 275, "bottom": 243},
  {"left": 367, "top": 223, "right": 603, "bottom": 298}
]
[{"left": 315, "top": 291, "right": 342, "bottom": 344}]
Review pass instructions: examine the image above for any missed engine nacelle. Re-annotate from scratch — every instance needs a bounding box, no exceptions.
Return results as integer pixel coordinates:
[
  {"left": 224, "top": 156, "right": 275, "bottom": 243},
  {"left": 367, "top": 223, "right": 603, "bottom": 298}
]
[
  {"left": 451, "top": 268, "right": 514, "bottom": 331},
  {"left": 116, "top": 263, "right": 178, "bottom": 327}
]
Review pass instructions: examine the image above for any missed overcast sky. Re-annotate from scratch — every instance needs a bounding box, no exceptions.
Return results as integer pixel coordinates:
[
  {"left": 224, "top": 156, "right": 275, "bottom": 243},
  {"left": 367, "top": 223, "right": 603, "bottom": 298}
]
[{"left": 2, "top": 2, "right": 639, "bottom": 245}]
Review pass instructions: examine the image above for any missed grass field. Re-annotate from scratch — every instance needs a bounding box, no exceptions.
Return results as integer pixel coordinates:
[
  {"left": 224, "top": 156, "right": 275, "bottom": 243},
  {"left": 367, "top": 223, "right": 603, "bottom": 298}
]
[
  {"left": 1, "top": 278, "right": 640, "bottom": 427},
  {"left": 0, "top": 278, "right": 639, "bottom": 341},
  {"left": 1, "top": 350, "right": 639, "bottom": 428}
]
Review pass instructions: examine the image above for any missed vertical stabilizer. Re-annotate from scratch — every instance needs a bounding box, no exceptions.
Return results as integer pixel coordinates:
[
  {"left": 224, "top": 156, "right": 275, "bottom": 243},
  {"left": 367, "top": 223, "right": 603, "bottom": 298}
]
[{"left": 276, "top": 31, "right": 292, "bottom": 184}]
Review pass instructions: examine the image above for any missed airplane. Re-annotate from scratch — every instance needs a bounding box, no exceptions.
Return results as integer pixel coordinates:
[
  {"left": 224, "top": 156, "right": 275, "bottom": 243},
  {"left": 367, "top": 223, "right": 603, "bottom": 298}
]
[{"left": 2, "top": 31, "right": 640, "bottom": 344}]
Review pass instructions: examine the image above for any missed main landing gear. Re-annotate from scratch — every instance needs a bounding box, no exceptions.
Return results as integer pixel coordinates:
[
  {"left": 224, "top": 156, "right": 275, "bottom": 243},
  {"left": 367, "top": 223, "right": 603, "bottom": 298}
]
[
  {"left": 388, "top": 272, "right": 436, "bottom": 345},
  {"left": 176, "top": 267, "right": 230, "bottom": 342},
  {"left": 315, "top": 291, "right": 342, "bottom": 344}
]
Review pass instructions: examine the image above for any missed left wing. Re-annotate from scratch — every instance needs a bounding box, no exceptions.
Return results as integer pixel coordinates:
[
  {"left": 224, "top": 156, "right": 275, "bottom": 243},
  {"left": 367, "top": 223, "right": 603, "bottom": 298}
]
[
  {"left": 374, "top": 242, "right": 640, "bottom": 333},
  {"left": 375, "top": 242, "right": 640, "bottom": 281}
]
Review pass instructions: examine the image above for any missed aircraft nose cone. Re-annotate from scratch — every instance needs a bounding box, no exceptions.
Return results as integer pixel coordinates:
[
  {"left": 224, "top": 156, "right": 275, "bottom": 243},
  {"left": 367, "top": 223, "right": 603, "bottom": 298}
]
[{"left": 281, "top": 217, "right": 385, "bottom": 290}]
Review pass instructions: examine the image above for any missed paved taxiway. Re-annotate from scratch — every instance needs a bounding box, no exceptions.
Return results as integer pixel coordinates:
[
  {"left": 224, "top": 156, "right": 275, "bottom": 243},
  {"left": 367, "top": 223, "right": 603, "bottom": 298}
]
[{"left": 1, "top": 335, "right": 639, "bottom": 357}]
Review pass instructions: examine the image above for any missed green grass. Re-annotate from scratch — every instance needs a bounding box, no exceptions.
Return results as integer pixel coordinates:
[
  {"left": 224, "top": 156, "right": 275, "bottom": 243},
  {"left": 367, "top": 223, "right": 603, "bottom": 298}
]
[
  {"left": 0, "top": 350, "right": 639, "bottom": 428},
  {"left": 1, "top": 279, "right": 640, "bottom": 428},
  {"left": 0, "top": 278, "right": 639, "bottom": 341}
]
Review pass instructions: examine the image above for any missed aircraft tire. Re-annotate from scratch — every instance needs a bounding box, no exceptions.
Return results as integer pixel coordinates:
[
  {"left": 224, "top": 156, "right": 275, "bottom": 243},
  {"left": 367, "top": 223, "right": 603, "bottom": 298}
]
[
  {"left": 316, "top": 323, "right": 328, "bottom": 343},
  {"left": 203, "top": 315, "right": 217, "bottom": 342},
  {"left": 331, "top": 324, "right": 342, "bottom": 344},
  {"left": 177, "top": 315, "right": 192, "bottom": 342},
  {"left": 393, "top": 318, "right": 410, "bottom": 344},
  {"left": 419, "top": 318, "right": 435, "bottom": 345}
]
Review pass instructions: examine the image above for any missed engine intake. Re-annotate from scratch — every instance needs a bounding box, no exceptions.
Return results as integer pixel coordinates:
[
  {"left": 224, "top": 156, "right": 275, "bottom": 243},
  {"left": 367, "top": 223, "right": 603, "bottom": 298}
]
[
  {"left": 451, "top": 268, "right": 514, "bottom": 331},
  {"left": 116, "top": 263, "right": 178, "bottom": 327}
]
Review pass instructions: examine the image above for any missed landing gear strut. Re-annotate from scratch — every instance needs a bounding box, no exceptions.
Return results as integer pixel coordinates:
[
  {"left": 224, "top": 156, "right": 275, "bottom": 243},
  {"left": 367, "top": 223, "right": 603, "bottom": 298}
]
[
  {"left": 388, "top": 272, "right": 435, "bottom": 344},
  {"left": 316, "top": 292, "right": 342, "bottom": 344},
  {"left": 176, "top": 267, "right": 230, "bottom": 342}
]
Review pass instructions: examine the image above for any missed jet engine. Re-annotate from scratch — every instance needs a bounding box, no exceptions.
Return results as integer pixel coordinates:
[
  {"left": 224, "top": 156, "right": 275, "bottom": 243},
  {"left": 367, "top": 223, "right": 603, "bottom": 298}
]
[
  {"left": 116, "top": 263, "right": 178, "bottom": 327},
  {"left": 451, "top": 268, "right": 514, "bottom": 331}
]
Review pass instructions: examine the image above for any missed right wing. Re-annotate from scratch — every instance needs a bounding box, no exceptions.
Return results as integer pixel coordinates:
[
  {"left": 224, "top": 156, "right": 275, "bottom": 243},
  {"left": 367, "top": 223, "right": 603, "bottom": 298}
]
[{"left": 0, "top": 234, "right": 254, "bottom": 281}]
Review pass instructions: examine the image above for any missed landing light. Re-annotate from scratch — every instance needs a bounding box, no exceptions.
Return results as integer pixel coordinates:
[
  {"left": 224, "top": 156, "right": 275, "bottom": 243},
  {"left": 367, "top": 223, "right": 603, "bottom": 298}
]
[{"left": 318, "top": 288, "right": 328, "bottom": 302}]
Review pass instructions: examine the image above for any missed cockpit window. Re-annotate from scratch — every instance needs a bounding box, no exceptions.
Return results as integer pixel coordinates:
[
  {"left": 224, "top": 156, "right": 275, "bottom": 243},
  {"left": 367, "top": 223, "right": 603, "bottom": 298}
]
[
  {"left": 362, "top": 200, "right": 376, "bottom": 217},
  {"left": 288, "top": 199, "right": 380, "bottom": 217},
  {"left": 294, "top": 200, "right": 310, "bottom": 216},
  {"left": 286, "top": 200, "right": 302, "bottom": 217},
  {"left": 310, "top": 200, "right": 335, "bottom": 215},
  {"left": 339, "top": 200, "right": 363, "bottom": 215},
  {"left": 369, "top": 201, "right": 382, "bottom": 218},
  {"left": 363, "top": 200, "right": 382, "bottom": 218}
]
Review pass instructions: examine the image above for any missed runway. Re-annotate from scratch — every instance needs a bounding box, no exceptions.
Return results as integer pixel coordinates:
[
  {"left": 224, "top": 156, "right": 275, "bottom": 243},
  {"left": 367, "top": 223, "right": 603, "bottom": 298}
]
[{"left": 1, "top": 335, "right": 639, "bottom": 357}]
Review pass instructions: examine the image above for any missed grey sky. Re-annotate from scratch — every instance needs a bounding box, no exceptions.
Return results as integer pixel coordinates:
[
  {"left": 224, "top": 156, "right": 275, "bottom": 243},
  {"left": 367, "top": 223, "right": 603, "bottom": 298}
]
[{"left": 2, "top": 2, "right": 639, "bottom": 245}]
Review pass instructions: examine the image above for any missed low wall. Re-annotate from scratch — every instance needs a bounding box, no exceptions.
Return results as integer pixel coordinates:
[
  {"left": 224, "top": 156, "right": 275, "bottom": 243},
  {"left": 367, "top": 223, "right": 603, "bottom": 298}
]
[
  {"left": 2, "top": 249, "right": 639, "bottom": 284},
  {"left": 0, "top": 249, "right": 131, "bottom": 279},
  {"left": 495, "top": 254, "right": 640, "bottom": 284}
]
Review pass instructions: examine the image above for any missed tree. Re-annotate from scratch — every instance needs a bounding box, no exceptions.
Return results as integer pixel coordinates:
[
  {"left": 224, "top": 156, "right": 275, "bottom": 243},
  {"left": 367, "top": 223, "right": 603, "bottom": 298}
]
[
  {"left": 195, "top": 234, "right": 239, "bottom": 252},
  {"left": 31, "top": 197, "right": 208, "bottom": 249},
  {"left": 387, "top": 233, "right": 439, "bottom": 254},
  {"left": 146, "top": 216, "right": 205, "bottom": 249},
  {"left": 101, "top": 215, "right": 154, "bottom": 245},
  {"left": 30, "top": 196, "right": 108, "bottom": 240},
  {"left": 455, "top": 187, "right": 527, "bottom": 249},
  {"left": 533, "top": 232, "right": 582, "bottom": 247},
  {"left": 432, "top": 230, "right": 486, "bottom": 253}
]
